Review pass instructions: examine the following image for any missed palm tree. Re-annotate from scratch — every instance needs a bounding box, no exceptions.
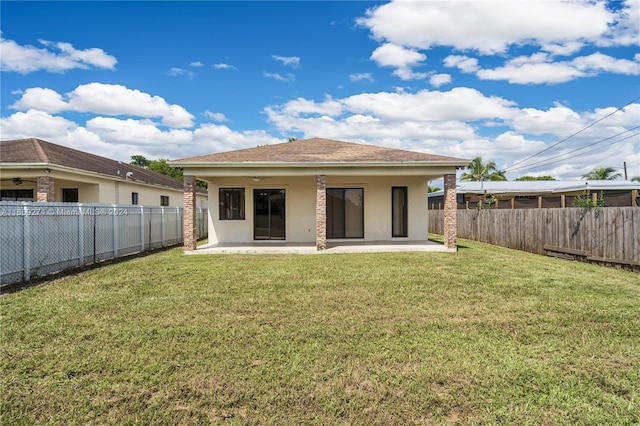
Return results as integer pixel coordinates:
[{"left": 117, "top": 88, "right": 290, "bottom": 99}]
[
  {"left": 581, "top": 166, "right": 621, "bottom": 180},
  {"left": 460, "top": 157, "right": 506, "bottom": 182},
  {"left": 631, "top": 176, "right": 640, "bottom": 182}
]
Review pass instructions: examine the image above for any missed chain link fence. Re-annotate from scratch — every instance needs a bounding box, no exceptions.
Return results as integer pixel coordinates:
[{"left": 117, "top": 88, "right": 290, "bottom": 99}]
[{"left": 1, "top": 202, "right": 207, "bottom": 285}]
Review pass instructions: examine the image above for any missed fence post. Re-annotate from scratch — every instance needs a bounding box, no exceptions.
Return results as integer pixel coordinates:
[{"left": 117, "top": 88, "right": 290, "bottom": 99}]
[
  {"left": 161, "top": 207, "right": 166, "bottom": 247},
  {"left": 140, "top": 206, "right": 145, "bottom": 252},
  {"left": 78, "top": 204, "right": 84, "bottom": 266},
  {"left": 177, "top": 208, "right": 182, "bottom": 242},
  {"left": 112, "top": 205, "right": 118, "bottom": 258},
  {"left": 22, "top": 203, "right": 31, "bottom": 282}
]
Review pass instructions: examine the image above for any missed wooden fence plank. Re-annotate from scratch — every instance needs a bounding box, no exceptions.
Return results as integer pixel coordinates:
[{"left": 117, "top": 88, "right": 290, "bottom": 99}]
[{"left": 428, "top": 207, "right": 639, "bottom": 267}]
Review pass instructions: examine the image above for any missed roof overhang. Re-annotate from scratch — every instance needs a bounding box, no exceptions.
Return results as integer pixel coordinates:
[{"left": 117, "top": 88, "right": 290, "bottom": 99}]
[
  {"left": 170, "top": 160, "right": 468, "bottom": 178},
  {"left": 0, "top": 162, "right": 194, "bottom": 192}
]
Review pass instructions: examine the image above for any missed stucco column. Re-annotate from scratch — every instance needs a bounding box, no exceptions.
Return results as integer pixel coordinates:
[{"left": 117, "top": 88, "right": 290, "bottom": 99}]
[
  {"left": 316, "top": 174, "right": 327, "bottom": 250},
  {"left": 183, "top": 175, "right": 197, "bottom": 251},
  {"left": 443, "top": 174, "right": 457, "bottom": 250},
  {"left": 36, "top": 176, "right": 55, "bottom": 202}
]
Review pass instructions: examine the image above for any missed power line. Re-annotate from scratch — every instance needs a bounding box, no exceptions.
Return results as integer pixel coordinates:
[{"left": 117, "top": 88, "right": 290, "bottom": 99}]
[
  {"left": 506, "top": 126, "right": 640, "bottom": 173},
  {"left": 509, "top": 131, "right": 639, "bottom": 173},
  {"left": 504, "top": 95, "right": 640, "bottom": 172}
]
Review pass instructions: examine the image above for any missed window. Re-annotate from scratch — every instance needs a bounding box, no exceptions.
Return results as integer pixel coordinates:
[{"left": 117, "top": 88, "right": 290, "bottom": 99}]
[
  {"left": 392, "top": 187, "right": 408, "bottom": 237},
  {"left": 160, "top": 195, "right": 169, "bottom": 206},
  {"left": 62, "top": 188, "right": 78, "bottom": 202},
  {"left": 219, "top": 188, "right": 245, "bottom": 220},
  {"left": 131, "top": 192, "right": 139, "bottom": 205},
  {"left": 326, "top": 188, "right": 364, "bottom": 239},
  {"left": 0, "top": 189, "right": 34, "bottom": 201}
]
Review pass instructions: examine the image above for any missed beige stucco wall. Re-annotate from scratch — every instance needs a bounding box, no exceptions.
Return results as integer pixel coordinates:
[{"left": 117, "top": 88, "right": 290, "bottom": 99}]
[{"left": 207, "top": 175, "right": 429, "bottom": 244}]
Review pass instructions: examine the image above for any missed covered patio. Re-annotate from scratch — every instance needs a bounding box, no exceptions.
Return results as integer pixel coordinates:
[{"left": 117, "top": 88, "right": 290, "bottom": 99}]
[{"left": 170, "top": 138, "right": 467, "bottom": 253}]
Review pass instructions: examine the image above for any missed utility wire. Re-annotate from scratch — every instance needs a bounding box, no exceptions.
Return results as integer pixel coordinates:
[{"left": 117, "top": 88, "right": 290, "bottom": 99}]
[
  {"left": 509, "top": 131, "right": 639, "bottom": 173},
  {"left": 506, "top": 126, "right": 640, "bottom": 173},
  {"left": 504, "top": 95, "right": 640, "bottom": 172}
]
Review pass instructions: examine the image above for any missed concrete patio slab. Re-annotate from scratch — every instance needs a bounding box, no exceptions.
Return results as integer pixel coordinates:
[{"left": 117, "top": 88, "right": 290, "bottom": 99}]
[{"left": 187, "top": 240, "right": 455, "bottom": 255}]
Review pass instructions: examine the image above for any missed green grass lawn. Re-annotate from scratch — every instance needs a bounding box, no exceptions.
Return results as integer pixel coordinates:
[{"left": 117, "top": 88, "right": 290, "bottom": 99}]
[{"left": 2, "top": 238, "right": 639, "bottom": 425}]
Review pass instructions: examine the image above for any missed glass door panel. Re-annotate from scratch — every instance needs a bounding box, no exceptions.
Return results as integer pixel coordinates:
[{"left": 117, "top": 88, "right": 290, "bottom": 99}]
[{"left": 254, "top": 189, "right": 285, "bottom": 240}]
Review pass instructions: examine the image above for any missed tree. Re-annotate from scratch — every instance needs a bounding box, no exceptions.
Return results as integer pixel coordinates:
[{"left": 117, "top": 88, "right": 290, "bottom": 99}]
[
  {"left": 428, "top": 186, "right": 441, "bottom": 193},
  {"left": 460, "top": 157, "right": 506, "bottom": 182},
  {"left": 148, "top": 159, "right": 183, "bottom": 180},
  {"left": 515, "top": 175, "right": 556, "bottom": 181},
  {"left": 129, "top": 155, "right": 207, "bottom": 188},
  {"left": 631, "top": 176, "right": 640, "bottom": 182},
  {"left": 581, "top": 166, "right": 621, "bottom": 180},
  {"left": 130, "top": 155, "right": 150, "bottom": 168}
]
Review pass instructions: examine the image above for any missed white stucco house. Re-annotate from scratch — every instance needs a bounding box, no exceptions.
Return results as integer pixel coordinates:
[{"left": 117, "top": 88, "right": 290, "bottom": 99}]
[{"left": 170, "top": 138, "right": 468, "bottom": 252}]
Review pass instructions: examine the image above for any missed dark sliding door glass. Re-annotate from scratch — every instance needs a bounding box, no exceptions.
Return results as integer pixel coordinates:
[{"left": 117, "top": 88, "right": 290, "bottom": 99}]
[
  {"left": 254, "top": 189, "right": 285, "bottom": 240},
  {"left": 392, "top": 187, "right": 408, "bottom": 237},
  {"left": 327, "top": 188, "right": 364, "bottom": 239}
]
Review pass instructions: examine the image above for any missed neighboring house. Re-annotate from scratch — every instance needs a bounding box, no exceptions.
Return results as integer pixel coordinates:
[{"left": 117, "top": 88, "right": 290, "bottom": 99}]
[
  {"left": 169, "top": 138, "right": 469, "bottom": 251},
  {"left": 0, "top": 138, "right": 207, "bottom": 207},
  {"left": 428, "top": 180, "right": 640, "bottom": 210}
]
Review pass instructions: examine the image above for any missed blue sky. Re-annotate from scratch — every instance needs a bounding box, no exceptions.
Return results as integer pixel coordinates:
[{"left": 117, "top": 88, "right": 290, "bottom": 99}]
[{"left": 1, "top": 0, "right": 639, "bottom": 180}]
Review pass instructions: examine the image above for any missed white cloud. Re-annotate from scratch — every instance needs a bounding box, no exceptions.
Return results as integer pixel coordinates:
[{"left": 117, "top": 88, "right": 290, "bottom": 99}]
[
  {"left": 189, "top": 61, "right": 203, "bottom": 67},
  {"left": 370, "top": 43, "right": 425, "bottom": 68},
  {"left": 280, "top": 97, "right": 343, "bottom": 116},
  {"left": 429, "top": 74, "right": 451, "bottom": 88},
  {"left": 263, "top": 88, "right": 518, "bottom": 145},
  {"left": 263, "top": 89, "right": 639, "bottom": 180},
  {"left": 477, "top": 60, "right": 585, "bottom": 85},
  {"left": 203, "top": 111, "right": 229, "bottom": 122},
  {"left": 370, "top": 43, "right": 427, "bottom": 80},
  {"left": 350, "top": 73, "right": 374, "bottom": 82},
  {"left": 9, "top": 83, "right": 194, "bottom": 128},
  {"left": 341, "top": 88, "right": 517, "bottom": 122},
  {"left": 512, "top": 103, "right": 584, "bottom": 136},
  {"left": 358, "top": 0, "right": 615, "bottom": 55},
  {"left": 86, "top": 117, "right": 194, "bottom": 146},
  {"left": 272, "top": 55, "right": 300, "bottom": 68},
  {"left": 600, "top": 0, "right": 640, "bottom": 47},
  {"left": 10, "top": 87, "right": 67, "bottom": 113},
  {"left": 0, "top": 109, "right": 79, "bottom": 140},
  {"left": 69, "top": 83, "right": 193, "bottom": 128},
  {"left": 446, "top": 52, "right": 640, "bottom": 84},
  {"left": 358, "top": 0, "right": 639, "bottom": 86},
  {"left": 214, "top": 63, "right": 237, "bottom": 70},
  {"left": 263, "top": 72, "right": 295, "bottom": 82},
  {"left": 167, "top": 67, "right": 195, "bottom": 79},
  {"left": 571, "top": 52, "right": 640, "bottom": 74},
  {"left": 193, "top": 124, "right": 283, "bottom": 154},
  {"left": 443, "top": 55, "right": 479, "bottom": 73},
  {"left": 0, "top": 36, "right": 116, "bottom": 73}
]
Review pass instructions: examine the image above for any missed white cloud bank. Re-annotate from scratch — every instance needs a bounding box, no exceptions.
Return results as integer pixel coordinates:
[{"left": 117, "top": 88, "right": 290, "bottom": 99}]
[
  {"left": 11, "top": 83, "right": 194, "bottom": 128},
  {"left": 2, "top": 83, "right": 638, "bottom": 179},
  {"left": 0, "top": 36, "right": 117, "bottom": 73},
  {"left": 357, "top": 0, "right": 639, "bottom": 84}
]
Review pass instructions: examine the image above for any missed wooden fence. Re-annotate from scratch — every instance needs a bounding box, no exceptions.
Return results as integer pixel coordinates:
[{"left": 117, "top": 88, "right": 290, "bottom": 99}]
[{"left": 429, "top": 207, "right": 639, "bottom": 269}]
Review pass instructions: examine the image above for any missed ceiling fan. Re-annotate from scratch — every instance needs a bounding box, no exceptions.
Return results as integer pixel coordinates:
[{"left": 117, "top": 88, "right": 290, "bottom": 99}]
[{"left": 0, "top": 178, "right": 38, "bottom": 186}]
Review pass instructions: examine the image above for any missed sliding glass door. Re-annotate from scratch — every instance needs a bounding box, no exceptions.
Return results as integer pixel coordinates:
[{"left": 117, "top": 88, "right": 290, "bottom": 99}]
[
  {"left": 326, "top": 188, "right": 364, "bottom": 239},
  {"left": 392, "top": 187, "right": 408, "bottom": 237},
  {"left": 254, "top": 189, "right": 286, "bottom": 240}
]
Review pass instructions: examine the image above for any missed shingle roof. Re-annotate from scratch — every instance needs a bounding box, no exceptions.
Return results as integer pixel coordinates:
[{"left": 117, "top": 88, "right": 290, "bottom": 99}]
[
  {"left": 0, "top": 138, "right": 191, "bottom": 191},
  {"left": 173, "top": 138, "right": 468, "bottom": 164}
]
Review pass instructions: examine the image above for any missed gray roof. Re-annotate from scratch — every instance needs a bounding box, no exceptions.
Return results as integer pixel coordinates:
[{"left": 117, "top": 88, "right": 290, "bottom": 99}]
[{"left": 429, "top": 180, "right": 640, "bottom": 197}]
